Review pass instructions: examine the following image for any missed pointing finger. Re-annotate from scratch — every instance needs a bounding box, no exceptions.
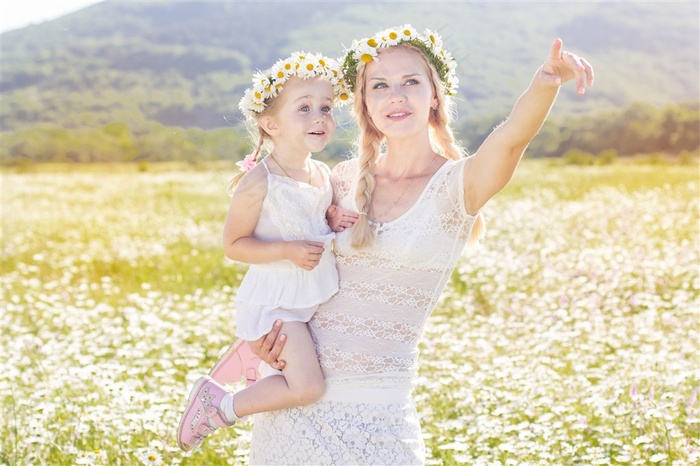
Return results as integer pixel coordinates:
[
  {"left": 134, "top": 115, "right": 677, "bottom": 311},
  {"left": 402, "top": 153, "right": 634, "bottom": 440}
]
[{"left": 548, "top": 38, "right": 563, "bottom": 63}]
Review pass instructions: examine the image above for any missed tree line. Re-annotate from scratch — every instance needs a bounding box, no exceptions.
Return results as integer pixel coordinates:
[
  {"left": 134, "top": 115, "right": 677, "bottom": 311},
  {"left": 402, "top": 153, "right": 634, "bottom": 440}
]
[
  {"left": 2, "top": 101, "right": 697, "bottom": 168},
  {"left": 457, "top": 101, "right": 699, "bottom": 159}
]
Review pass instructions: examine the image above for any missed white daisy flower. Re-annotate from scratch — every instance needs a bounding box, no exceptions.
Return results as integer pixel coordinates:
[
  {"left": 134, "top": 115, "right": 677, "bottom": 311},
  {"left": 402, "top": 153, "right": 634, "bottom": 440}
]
[
  {"left": 276, "top": 58, "right": 296, "bottom": 78},
  {"left": 399, "top": 24, "right": 417, "bottom": 40},
  {"left": 379, "top": 29, "right": 401, "bottom": 47},
  {"left": 271, "top": 60, "right": 292, "bottom": 81},
  {"left": 297, "top": 55, "right": 322, "bottom": 79},
  {"left": 252, "top": 71, "right": 269, "bottom": 87},
  {"left": 251, "top": 80, "right": 267, "bottom": 97},
  {"left": 425, "top": 29, "right": 443, "bottom": 51},
  {"left": 354, "top": 42, "right": 378, "bottom": 64},
  {"left": 289, "top": 51, "right": 310, "bottom": 68},
  {"left": 238, "top": 88, "right": 255, "bottom": 115}
]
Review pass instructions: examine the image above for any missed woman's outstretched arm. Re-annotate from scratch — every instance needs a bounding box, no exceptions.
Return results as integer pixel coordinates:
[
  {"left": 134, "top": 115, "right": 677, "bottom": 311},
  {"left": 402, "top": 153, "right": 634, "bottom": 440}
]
[{"left": 463, "top": 38, "right": 594, "bottom": 215}]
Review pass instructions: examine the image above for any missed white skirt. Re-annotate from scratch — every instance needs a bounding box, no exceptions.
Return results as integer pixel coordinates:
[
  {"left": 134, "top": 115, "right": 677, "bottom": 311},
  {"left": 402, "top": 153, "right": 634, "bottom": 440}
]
[
  {"left": 249, "top": 383, "right": 424, "bottom": 465},
  {"left": 235, "top": 244, "right": 338, "bottom": 341}
]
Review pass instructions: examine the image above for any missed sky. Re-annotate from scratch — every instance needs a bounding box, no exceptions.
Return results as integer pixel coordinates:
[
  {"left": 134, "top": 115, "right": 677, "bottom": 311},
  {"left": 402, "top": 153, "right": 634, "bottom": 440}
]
[{"left": 0, "top": 0, "right": 100, "bottom": 33}]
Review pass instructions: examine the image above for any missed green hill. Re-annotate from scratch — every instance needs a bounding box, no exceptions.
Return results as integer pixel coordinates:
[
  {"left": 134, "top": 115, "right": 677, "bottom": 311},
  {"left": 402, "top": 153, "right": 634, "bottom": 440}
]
[{"left": 1, "top": 0, "right": 698, "bottom": 163}]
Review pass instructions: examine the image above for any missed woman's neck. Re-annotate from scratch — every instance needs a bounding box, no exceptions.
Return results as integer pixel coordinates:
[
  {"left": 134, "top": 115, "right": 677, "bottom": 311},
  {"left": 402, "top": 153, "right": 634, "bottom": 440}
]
[{"left": 380, "top": 135, "right": 436, "bottom": 178}]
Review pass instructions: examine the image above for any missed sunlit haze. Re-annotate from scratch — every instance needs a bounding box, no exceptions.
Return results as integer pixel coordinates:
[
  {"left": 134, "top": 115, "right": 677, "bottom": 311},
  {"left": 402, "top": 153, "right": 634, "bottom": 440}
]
[{"left": 1, "top": 0, "right": 99, "bottom": 33}]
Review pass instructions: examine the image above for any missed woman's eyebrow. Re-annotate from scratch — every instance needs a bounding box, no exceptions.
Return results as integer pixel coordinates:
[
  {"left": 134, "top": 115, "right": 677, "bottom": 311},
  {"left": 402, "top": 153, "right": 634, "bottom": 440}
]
[{"left": 368, "top": 73, "right": 420, "bottom": 82}]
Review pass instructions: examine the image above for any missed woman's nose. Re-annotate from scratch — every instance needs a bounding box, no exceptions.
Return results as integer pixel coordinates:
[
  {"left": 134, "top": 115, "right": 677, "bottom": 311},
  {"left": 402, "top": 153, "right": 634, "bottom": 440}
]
[{"left": 389, "top": 85, "right": 406, "bottom": 103}]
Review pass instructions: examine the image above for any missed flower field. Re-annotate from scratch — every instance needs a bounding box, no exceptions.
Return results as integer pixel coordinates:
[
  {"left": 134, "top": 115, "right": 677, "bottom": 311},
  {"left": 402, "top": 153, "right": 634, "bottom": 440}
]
[{"left": 1, "top": 160, "right": 698, "bottom": 465}]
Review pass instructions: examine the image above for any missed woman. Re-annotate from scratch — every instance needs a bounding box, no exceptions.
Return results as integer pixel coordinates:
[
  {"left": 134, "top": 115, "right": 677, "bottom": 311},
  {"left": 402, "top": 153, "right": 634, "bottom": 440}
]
[{"left": 247, "top": 25, "right": 594, "bottom": 465}]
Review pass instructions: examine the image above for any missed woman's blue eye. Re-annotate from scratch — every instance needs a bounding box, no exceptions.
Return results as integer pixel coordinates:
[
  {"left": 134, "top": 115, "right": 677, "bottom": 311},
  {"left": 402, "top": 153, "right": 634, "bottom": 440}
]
[
  {"left": 372, "top": 82, "right": 388, "bottom": 90},
  {"left": 405, "top": 79, "right": 419, "bottom": 85}
]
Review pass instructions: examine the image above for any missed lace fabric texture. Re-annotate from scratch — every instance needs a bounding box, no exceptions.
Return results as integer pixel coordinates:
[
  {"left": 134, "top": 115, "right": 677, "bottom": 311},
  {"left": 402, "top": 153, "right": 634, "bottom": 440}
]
[
  {"left": 249, "top": 158, "right": 477, "bottom": 465},
  {"left": 234, "top": 160, "right": 338, "bottom": 341},
  {"left": 250, "top": 399, "right": 424, "bottom": 465}
]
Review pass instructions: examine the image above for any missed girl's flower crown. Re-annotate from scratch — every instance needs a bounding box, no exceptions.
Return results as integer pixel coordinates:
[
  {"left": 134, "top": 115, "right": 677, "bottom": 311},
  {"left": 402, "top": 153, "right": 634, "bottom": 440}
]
[
  {"left": 238, "top": 51, "right": 351, "bottom": 119},
  {"left": 341, "top": 24, "right": 459, "bottom": 99}
]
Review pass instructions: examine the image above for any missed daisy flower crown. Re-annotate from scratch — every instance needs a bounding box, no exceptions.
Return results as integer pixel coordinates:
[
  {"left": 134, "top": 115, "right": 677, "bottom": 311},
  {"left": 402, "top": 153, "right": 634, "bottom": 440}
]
[
  {"left": 341, "top": 24, "right": 459, "bottom": 99},
  {"left": 238, "top": 52, "right": 351, "bottom": 119}
]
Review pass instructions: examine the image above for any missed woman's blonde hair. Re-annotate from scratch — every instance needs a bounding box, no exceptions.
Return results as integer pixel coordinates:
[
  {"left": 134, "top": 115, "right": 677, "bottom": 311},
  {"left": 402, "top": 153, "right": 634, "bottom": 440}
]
[{"left": 350, "top": 44, "right": 484, "bottom": 249}]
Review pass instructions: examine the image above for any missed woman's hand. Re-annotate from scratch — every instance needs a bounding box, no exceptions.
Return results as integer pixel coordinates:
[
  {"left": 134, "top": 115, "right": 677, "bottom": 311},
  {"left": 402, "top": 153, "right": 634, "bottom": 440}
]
[
  {"left": 249, "top": 320, "right": 287, "bottom": 370},
  {"left": 539, "top": 38, "right": 594, "bottom": 95},
  {"left": 326, "top": 205, "right": 359, "bottom": 232}
]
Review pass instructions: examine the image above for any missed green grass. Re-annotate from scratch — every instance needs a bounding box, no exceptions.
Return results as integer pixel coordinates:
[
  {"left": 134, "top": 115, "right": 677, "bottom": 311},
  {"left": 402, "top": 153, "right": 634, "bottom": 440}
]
[{"left": 1, "top": 160, "right": 698, "bottom": 465}]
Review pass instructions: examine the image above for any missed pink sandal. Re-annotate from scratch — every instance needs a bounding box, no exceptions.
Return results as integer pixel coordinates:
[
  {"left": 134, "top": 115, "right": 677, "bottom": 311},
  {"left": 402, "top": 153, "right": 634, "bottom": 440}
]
[
  {"left": 209, "top": 339, "right": 261, "bottom": 387},
  {"left": 177, "top": 376, "right": 235, "bottom": 451}
]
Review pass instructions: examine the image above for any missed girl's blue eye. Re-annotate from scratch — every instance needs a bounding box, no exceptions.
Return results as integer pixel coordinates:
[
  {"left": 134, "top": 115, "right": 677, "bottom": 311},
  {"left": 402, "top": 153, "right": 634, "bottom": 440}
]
[
  {"left": 322, "top": 106, "right": 332, "bottom": 113},
  {"left": 299, "top": 105, "right": 310, "bottom": 112}
]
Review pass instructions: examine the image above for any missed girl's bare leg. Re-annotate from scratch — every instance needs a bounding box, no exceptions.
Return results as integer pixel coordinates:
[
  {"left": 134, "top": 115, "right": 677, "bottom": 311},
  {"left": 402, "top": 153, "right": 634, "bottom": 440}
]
[{"left": 231, "top": 321, "right": 324, "bottom": 417}]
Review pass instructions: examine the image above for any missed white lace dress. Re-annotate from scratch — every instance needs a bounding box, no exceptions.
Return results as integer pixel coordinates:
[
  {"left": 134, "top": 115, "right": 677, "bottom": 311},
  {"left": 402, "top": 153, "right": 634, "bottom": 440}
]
[
  {"left": 235, "top": 159, "right": 338, "bottom": 341},
  {"left": 249, "top": 157, "right": 478, "bottom": 465}
]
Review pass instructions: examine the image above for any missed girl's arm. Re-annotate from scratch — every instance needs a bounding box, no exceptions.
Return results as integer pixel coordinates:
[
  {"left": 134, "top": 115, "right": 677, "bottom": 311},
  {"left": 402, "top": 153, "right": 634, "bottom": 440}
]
[
  {"left": 326, "top": 205, "right": 359, "bottom": 232},
  {"left": 223, "top": 164, "right": 325, "bottom": 270},
  {"left": 463, "top": 38, "right": 594, "bottom": 215},
  {"left": 325, "top": 160, "right": 359, "bottom": 232}
]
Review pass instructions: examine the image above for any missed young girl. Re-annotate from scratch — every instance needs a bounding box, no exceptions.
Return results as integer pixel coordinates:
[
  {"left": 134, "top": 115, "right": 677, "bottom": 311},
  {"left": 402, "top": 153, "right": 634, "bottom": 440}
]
[{"left": 176, "top": 51, "right": 354, "bottom": 451}]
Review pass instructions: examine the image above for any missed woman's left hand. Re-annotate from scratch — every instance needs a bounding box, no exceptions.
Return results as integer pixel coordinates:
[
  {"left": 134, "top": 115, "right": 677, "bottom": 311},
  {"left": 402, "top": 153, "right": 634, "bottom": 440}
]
[
  {"left": 249, "top": 320, "right": 287, "bottom": 370},
  {"left": 539, "top": 38, "right": 594, "bottom": 95}
]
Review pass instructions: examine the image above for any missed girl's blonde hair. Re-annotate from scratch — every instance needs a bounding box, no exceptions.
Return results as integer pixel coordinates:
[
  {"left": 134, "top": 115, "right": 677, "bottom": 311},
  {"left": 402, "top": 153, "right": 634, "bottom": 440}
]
[
  {"left": 350, "top": 44, "right": 484, "bottom": 249},
  {"left": 227, "top": 125, "right": 270, "bottom": 195},
  {"left": 227, "top": 102, "right": 279, "bottom": 195},
  {"left": 225, "top": 80, "right": 293, "bottom": 194}
]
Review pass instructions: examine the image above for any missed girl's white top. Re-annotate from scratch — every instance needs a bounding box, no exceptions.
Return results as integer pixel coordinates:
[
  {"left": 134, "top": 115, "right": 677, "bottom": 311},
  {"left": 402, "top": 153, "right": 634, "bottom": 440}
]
[
  {"left": 249, "top": 157, "right": 479, "bottom": 465},
  {"left": 234, "top": 158, "right": 338, "bottom": 341}
]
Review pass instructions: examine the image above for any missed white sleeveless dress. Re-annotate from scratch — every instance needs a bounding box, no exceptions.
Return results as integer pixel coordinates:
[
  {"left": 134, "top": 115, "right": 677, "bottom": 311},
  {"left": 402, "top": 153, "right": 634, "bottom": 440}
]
[
  {"left": 234, "top": 159, "right": 338, "bottom": 341},
  {"left": 249, "top": 157, "right": 478, "bottom": 465}
]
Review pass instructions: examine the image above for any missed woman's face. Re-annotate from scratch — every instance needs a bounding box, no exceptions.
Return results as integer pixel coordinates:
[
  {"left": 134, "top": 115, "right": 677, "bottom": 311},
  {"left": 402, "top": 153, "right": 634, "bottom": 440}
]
[{"left": 362, "top": 46, "right": 438, "bottom": 140}]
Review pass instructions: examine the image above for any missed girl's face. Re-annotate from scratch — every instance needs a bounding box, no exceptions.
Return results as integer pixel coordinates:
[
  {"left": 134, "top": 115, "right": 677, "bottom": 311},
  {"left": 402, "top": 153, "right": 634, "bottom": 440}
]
[
  {"left": 264, "top": 76, "right": 335, "bottom": 157},
  {"left": 363, "top": 46, "right": 438, "bottom": 140}
]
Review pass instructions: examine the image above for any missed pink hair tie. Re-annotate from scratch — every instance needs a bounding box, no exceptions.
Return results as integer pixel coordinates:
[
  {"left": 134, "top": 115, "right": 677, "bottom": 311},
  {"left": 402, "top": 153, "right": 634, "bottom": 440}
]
[{"left": 236, "top": 153, "right": 257, "bottom": 172}]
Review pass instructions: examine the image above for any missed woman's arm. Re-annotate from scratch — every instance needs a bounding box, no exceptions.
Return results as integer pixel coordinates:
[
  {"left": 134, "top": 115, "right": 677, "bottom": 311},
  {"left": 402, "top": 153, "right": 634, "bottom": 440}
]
[
  {"left": 223, "top": 164, "right": 325, "bottom": 270},
  {"left": 463, "top": 38, "right": 594, "bottom": 215}
]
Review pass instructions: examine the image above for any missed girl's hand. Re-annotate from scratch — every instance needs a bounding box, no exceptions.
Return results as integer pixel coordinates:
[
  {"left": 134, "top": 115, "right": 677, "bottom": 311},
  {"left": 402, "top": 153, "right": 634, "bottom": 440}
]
[
  {"left": 249, "top": 320, "right": 287, "bottom": 370},
  {"left": 326, "top": 205, "right": 360, "bottom": 232},
  {"left": 287, "top": 240, "right": 325, "bottom": 270},
  {"left": 539, "top": 38, "right": 594, "bottom": 95}
]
